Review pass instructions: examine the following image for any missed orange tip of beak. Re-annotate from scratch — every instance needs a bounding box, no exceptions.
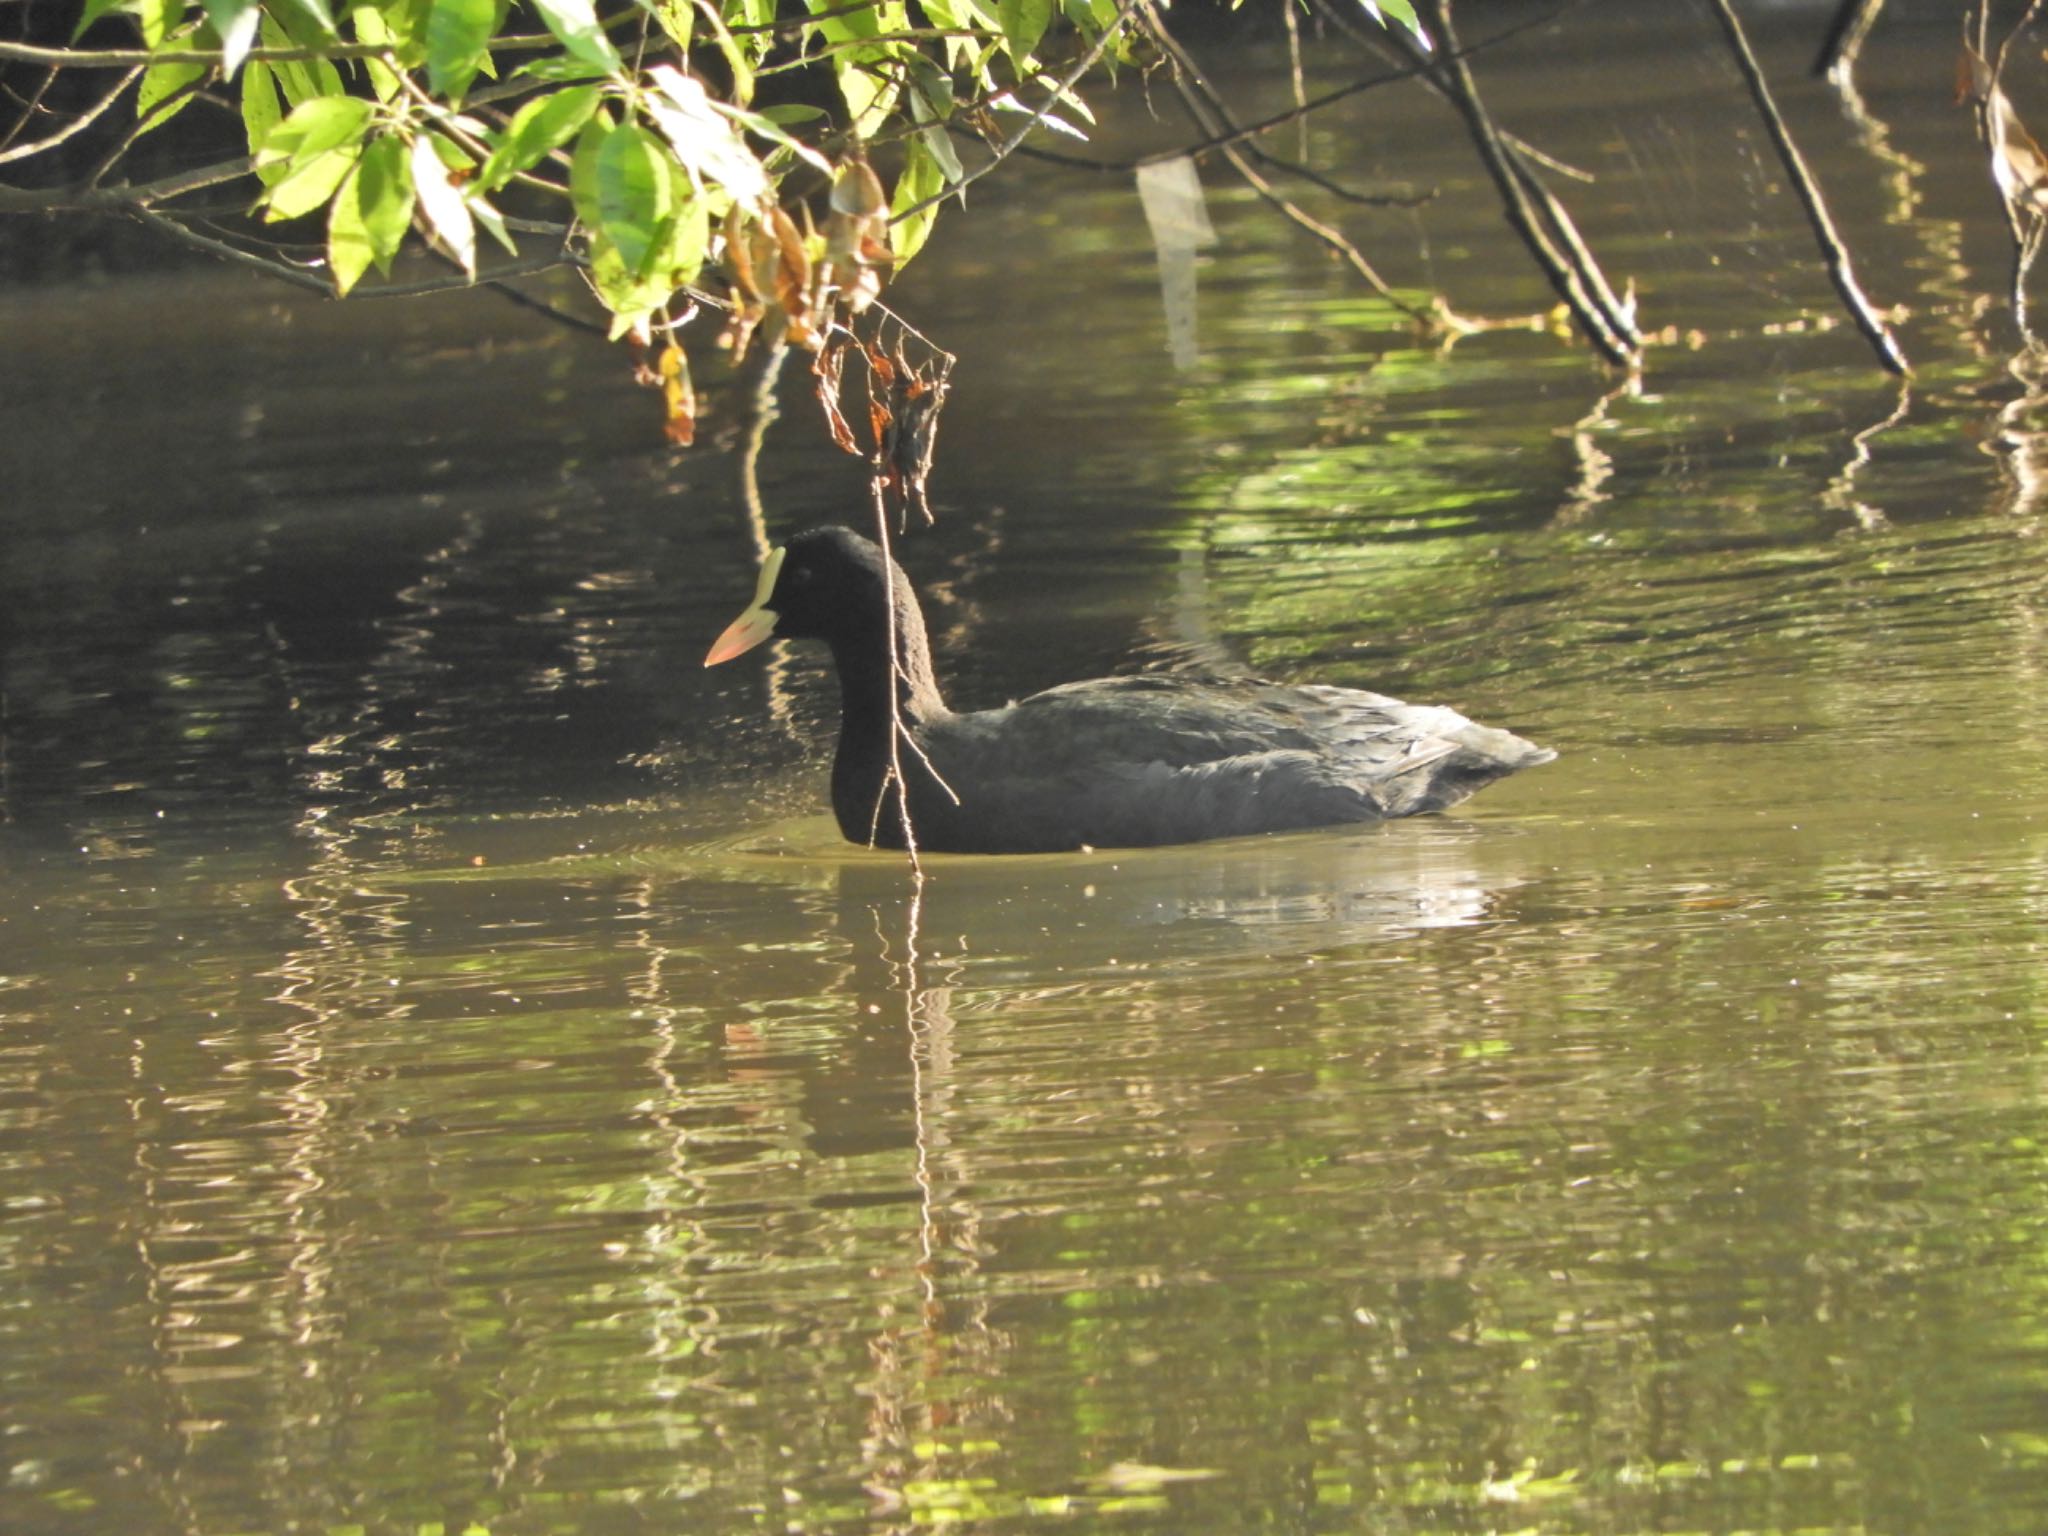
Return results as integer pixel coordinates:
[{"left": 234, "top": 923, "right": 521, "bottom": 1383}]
[{"left": 703, "top": 605, "right": 777, "bottom": 667}]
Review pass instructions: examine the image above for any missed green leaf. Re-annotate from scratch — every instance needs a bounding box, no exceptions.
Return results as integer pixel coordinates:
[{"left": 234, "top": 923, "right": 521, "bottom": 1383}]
[
  {"left": 72, "top": 0, "right": 127, "bottom": 42},
  {"left": 645, "top": 0, "right": 691, "bottom": 48},
  {"left": 241, "top": 61, "right": 284, "bottom": 174},
  {"left": 529, "top": 0, "right": 622, "bottom": 74},
  {"left": 136, "top": 38, "right": 209, "bottom": 137},
  {"left": 327, "top": 132, "right": 413, "bottom": 291},
  {"left": 426, "top": 0, "right": 496, "bottom": 102},
  {"left": 256, "top": 94, "right": 375, "bottom": 169},
  {"left": 567, "top": 114, "right": 610, "bottom": 233},
  {"left": 594, "top": 122, "right": 674, "bottom": 277},
  {"left": 351, "top": 4, "right": 406, "bottom": 99},
  {"left": 835, "top": 49, "right": 901, "bottom": 138},
  {"left": 468, "top": 194, "right": 519, "bottom": 256},
  {"left": 261, "top": 17, "right": 347, "bottom": 106},
  {"left": 803, "top": 0, "right": 882, "bottom": 44},
  {"left": 722, "top": 103, "right": 833, "bottom": 178},
  {"left": 998, "top": 0, "right": 1053, "bottom": 65},
  {"left": 201, "top": 0, "right": 261, "bottom": 77},
  {"left": 256, "top": 93, "right": 374, "bottom": 219},
  {"left": 1359, "top": 0, "right": 1429, "bottom": 50},
  {"left": 905, "top": 53, "right": 955, "bottom": 120},
  {"left": 133, "top": 0, "right": 182, "bottom": 46},
  {"left": 272, "top": 0, "right": 341, "bottom": 39},
  {"left": 328, "top": 153, "right": 384, "bottom": 292},
  {"left": 477, "top": 83, "right": 599, "bottom": 191},
  {"left": 266, "top": 143, "right": 363, "bottom": 221},
  {"left": 920, "top": 122, "right": 962, "bottom": 185},
  {"left": 664, "top": 191, "right": 709, "bottom": 284},
  {"left": 890, "top": 130, "right": 944, "bottom": 267}
]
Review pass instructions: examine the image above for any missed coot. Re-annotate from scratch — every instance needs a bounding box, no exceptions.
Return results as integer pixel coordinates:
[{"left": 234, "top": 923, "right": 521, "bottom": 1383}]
[{"left": 705, "top": 527, "right": 1552, "bottom": 853}]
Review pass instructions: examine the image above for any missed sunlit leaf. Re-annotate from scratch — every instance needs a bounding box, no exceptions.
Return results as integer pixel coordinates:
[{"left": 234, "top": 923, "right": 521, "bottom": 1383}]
[
  {"left": 240, "top": 61, "right": 284, "bottom": 173},
  {"left": 644, "top": 0, "right": 692, "bottom": 48},
  {"left": 136, "top": 33, "right": 210, "bottom": 137},
  {"left": 266, "top": 143, "right": 362, "bottom": 221},
  {"left": 478, "top": 83, "right": 599, "bottom": 190},
  {"left": 261, "top": 98, "right": 375, "bottom": 222},
  {"left": 998, "top": 0, "right": 1052, "bottom": 65},
  {"left": 261, "top": 17, "right": 346, "bottom": 105},
  {"left": 530, "top": 0, "right": 622, "bottom": 74},
  {"left": 271, "top": 0, "right": 340, "bottom": 41},
  {"left": 329, "top": 139, "right": 399, "bottom": 292},
  {"left": 426, "top": 0, "right": 495, "bottom": 102},
  {"left": 721, "top": 103, "right": 834, "bottom": 178},
  {"left": 255, "top": 93, "right": 374, "bottom": 168},
  {"left": 802, "top": 0, "right": 885, "bottom": 43},
  {"left": 327, "top": 132, "right": 413, "bottom": 292},
  {"left": 588, "top": 231, "right": 668, "bottom": 338},
  {"left": 595, "top": 122, "right": 675, "bottom": 276},
  {"left": 567, "top": 114, "right": 611, "bottom": 234},
  {"left": 411, "top": 130, "right": 476, "bottom": 275},
  {"left": 889, "top": 131, "right": 944, "bottom": 267},
  {"left": 468, "top": 193, "right": 519, "bottom": 256},
  {"left": 1359, "top": 0, "right": 1429, "bottom": 51},
  {"left": 644, "top": 65, "right": 769, "bottom": 201},
  {"left": 201, "top": 0, "right": 261, "bottom": 77},
  {"left": 351, "top": 4, "right": 405, "bottom": 100},
  {"left": 665, "top": 191, "right": 710, "bottom": 284},
  {"left": 835, "top": 51, "right": 901, "bottom": 138},
  {"left": 133, "top": 0, "right": 181, "bottom": 47},
  {"left": 72, "top": 0, "right": 128, "bottom": 42},
  {"left": 532, "top": 0, "right": 618, "bottom": 74}
]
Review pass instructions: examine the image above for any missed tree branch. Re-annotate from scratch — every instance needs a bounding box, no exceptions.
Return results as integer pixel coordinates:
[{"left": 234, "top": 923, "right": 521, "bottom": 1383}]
[
  {"left": 0, "top": 65, "right": 138, "bottom": 166},
  {"left": 1705, "top": 0, "right": 1908, "bottom": 374}
]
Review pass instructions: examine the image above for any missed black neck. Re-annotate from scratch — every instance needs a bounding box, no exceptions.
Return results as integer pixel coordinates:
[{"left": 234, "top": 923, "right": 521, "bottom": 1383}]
[{"left": 826, "top": 567, "right": 948, "bottom": 845}]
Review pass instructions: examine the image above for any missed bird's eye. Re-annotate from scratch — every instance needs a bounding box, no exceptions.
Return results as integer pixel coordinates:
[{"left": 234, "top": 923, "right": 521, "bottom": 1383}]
[{"left": 790, "top": 566, "right": 816, "bottom": 586}]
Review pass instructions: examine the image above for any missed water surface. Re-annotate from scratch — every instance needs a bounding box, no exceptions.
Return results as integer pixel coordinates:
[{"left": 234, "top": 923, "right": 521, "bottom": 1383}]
[{"left": 6, "top": 8, "right": 2048, "bottom": 1533}]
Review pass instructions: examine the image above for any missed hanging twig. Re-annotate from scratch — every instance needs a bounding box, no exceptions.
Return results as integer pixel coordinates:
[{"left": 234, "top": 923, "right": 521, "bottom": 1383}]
[
  {"left": 1704, "top": 0, "right": 1909, "bottom": 374},
  {"left": 1409, "top": 0, "right": 1640, "bottom": 366},
  {"left": 868, "top": 482, "right": 924, "bottom": 872},
  {"left": 1138, "top": 4, "right": 1435, "bottom": 325}
]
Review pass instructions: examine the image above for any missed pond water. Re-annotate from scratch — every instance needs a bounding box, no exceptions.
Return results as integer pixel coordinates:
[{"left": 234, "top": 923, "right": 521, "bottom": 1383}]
[{"left": 7, "top": 6, "right": 2048, "bottom": 1533}]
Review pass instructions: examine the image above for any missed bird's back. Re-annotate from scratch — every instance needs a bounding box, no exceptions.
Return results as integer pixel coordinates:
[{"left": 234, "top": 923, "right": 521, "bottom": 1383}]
[{"left": 887, "top": 675, "right": 1552, "bottom": 853}]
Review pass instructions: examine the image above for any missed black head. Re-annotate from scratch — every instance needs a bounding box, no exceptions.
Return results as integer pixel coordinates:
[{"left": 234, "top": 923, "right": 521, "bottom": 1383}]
[{"left": 704, "top": 527, "right": 909, "bottom": 666}]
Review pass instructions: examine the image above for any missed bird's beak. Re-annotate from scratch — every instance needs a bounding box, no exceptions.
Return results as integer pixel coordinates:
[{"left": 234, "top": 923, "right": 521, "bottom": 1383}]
[{"left": 703, "top": 546, "right": 786, "bottom": 667}]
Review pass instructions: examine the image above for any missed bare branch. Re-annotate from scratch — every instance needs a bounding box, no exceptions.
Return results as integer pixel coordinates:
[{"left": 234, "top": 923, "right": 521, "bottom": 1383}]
[
  {"left": 0, "top": 65, "right": 138, "bottom": 166},
  {"left": 1705, "top": 0, "right": 1909, "bottom": 374},
  {"left": 1139, "top": 4, "right": 1435, "bottom": 326}
]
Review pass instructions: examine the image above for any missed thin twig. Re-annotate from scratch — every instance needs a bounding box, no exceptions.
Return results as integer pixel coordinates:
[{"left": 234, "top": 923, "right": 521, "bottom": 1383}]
[
  {"left": 1141, "top": 4, "right": 1435, "bottom": 325},
  {"left": 0, "top": 65, "right": 137, "bottom": 166},
  {"left": 1704, "top": 0, "right": 1909, "bottom": 374},
  {"left": 1408, "top": 0, "right": 1637, "bottom": 365},
  {"left": 868, "top": 480, "right": 922, "bottom": 872},
  {"left": 0, "top": 62, "right": 58, "bottom": 155},
  {"left": 0, "top": 22, "right": 608, "bottom": 68}
]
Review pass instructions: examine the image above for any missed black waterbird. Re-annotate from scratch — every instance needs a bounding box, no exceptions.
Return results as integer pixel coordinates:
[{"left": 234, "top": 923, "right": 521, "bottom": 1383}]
[{"left": 705, "top": 527, "right": 1553, "bottom": 853}]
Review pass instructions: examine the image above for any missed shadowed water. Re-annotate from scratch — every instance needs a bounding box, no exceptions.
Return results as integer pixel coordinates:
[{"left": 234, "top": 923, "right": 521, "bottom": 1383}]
[{"left": 7, "top": 8, "right": 2048, "bottom": 1533}]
